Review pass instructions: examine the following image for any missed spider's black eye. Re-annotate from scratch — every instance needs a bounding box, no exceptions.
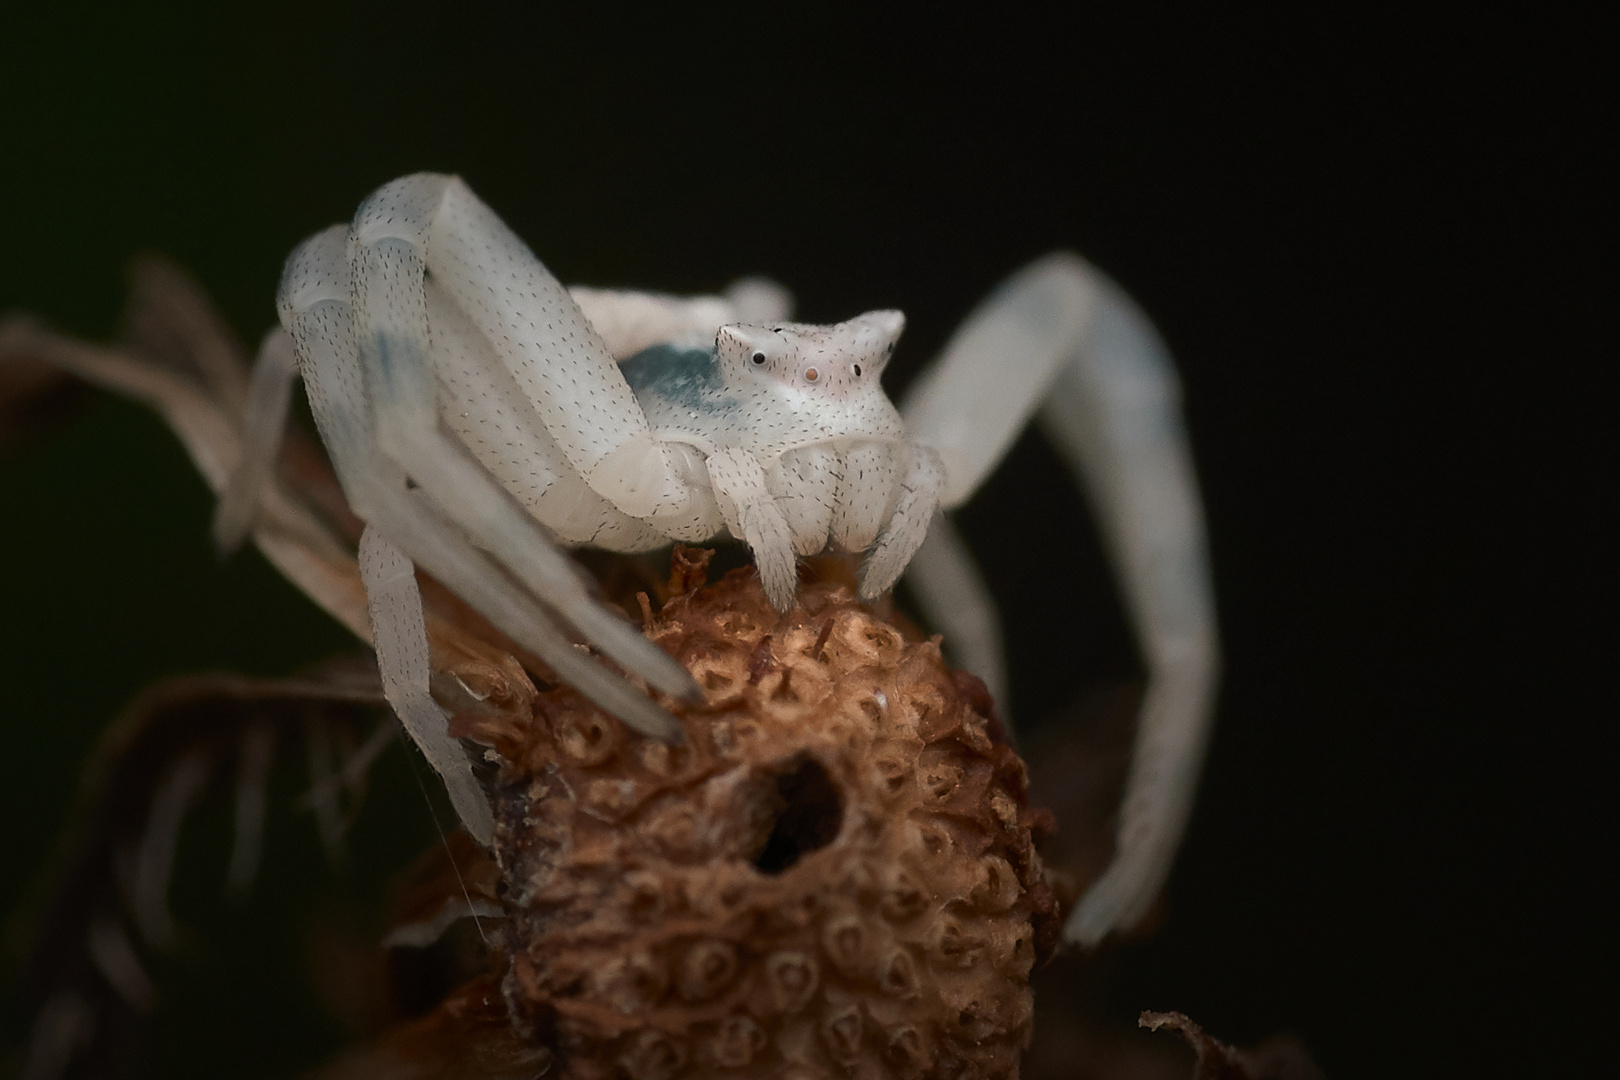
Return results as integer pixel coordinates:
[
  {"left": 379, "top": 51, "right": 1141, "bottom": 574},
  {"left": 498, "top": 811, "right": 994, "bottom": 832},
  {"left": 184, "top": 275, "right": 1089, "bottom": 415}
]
[
  {"left": 751, "top": 351, "right": 767, "bottom": 365},
  {"left": 852, "top": 364, "right": 863, "bottom": 377}
]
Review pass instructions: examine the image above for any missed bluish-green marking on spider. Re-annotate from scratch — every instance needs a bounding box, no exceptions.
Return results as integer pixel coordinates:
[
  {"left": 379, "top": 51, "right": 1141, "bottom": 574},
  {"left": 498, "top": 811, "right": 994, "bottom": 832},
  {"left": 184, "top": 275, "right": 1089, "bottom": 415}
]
[{"left": 621, "top": 344, "right": 737, "bottom": 413}]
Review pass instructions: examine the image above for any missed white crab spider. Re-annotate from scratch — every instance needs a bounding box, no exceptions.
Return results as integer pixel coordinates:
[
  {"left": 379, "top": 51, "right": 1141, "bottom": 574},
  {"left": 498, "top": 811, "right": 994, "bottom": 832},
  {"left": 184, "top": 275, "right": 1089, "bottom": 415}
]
[{"left": 216, "top": 173, "right": 1218, "bottom": 946}]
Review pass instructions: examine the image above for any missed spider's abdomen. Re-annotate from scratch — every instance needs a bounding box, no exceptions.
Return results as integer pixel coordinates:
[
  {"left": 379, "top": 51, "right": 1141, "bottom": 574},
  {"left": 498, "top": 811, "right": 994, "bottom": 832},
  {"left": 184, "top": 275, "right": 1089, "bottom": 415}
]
[{"left": 621, "top": 344, "right": 742, "bottom": 445}]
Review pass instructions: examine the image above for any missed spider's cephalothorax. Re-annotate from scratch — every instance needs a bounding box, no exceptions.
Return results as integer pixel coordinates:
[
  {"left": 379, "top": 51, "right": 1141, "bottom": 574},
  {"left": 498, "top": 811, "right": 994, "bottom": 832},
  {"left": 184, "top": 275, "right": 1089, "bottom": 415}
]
[{"left": 612, "top": 310, "right": 940, "bottom": 607}]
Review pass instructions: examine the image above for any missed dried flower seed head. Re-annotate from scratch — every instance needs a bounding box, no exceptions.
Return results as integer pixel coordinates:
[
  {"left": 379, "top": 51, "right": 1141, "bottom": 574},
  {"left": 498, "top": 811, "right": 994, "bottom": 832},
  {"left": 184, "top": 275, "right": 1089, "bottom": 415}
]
[{"left": 475, "top": 558, "right": 1062, "bottom": 1080}]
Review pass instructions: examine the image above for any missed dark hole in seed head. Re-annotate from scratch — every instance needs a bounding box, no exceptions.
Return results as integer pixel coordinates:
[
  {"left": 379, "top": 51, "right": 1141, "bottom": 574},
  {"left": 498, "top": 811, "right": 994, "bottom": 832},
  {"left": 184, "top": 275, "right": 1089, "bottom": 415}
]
[{"left": 753, "top": 754, "right": 843, "bottom": 874}]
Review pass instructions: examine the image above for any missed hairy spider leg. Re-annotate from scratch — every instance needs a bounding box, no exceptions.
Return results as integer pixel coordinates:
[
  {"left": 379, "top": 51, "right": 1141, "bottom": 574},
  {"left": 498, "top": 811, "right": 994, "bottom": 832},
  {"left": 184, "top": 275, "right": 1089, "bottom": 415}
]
[
  {"left": 901, "top": 253, "right": 1220, "bottom": 946},
  {"left": 345, "top": 184, "right": 698, "bottom": 702},
  {"left": 280, "top": 226, "right": 687, "bottom": 745},
  {"left": 358, "top": 526, "right": 496, "bottom": 843},
  {"left": 1038, "top": 263, "right": 1220, "bottom": 946},
  {"left": 397, "top": 175, "right": 696, "bottom": 526},
  {"left": 423, "top": 281, "right": 687, "bottom": 550}
]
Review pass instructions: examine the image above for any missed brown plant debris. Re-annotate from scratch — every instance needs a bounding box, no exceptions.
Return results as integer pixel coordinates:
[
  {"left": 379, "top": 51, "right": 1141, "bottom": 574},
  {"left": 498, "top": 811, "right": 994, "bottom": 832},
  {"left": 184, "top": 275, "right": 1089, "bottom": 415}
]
[
  {"left": 1139, "top": 1012, "right": 1327, "bottom": 1080},
  {"left": 453, "top": 559, "right": 1063, "bottom": 1080},
  {"left": 9, "top": 661, "right": 392, "bottom": 1080}
]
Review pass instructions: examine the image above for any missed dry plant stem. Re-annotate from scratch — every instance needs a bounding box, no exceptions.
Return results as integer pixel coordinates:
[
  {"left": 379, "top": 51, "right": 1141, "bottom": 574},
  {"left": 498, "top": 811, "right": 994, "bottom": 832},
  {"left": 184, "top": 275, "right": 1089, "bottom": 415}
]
[
  {"left": 1138, "top": 1013, "right": 1328, "bottom": 1080},
  {"left": 0, "top": 261, "right": 555, "bottom": 710},
  {"left": 10, "top": 664, "right": 390, "bottom": 1080}
]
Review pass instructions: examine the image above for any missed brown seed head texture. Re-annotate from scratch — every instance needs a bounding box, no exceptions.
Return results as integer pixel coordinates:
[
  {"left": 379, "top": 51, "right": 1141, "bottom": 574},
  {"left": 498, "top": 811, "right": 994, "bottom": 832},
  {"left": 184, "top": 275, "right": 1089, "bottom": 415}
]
[{"left": 462, "top": 558, "right": 1062, "bottom": 1080}]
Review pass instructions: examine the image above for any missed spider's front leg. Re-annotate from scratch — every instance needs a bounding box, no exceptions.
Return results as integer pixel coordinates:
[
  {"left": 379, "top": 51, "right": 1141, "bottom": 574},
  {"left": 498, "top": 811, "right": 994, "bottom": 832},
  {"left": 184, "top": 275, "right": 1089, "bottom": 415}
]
[{"left": 280, "top": 176, "right": 706, "bottom": 755}]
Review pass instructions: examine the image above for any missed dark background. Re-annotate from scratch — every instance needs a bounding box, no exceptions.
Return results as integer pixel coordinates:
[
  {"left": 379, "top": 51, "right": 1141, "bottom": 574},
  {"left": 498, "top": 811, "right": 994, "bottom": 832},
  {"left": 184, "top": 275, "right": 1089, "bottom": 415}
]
[{"left": 0, "top": 5, "right": 1610, "bottom": 1077}]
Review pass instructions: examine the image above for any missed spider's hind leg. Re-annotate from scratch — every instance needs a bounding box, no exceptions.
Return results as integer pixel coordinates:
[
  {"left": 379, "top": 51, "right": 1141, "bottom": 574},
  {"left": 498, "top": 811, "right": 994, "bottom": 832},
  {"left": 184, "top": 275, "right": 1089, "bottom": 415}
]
[
  {"left": 901, "top": 253, "right": 1220, "bottom": 946},
  {"left": 1035, "top": 265, "right": 1221, "bottom": 946},
  {"left": 358, "top": 526, "right": 494, "bottom": 843},
  {"left": 901, "top": 511, "right": 1009, "bottom": 722}
]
